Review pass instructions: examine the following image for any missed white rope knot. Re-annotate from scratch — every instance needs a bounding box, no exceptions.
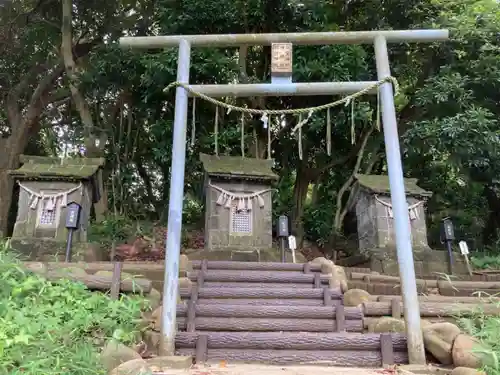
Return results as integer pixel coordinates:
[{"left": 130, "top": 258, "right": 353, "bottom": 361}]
[
  {"left": 261, "top": 113, "right": 269, "bottom": 129},
  {"left": 291, "top": 110, "right": 313, "bottom": 134},
  {"left": 210, "top": 183, "right": 274, "bottom": 210},
  {"left": 19, "top": 182, "right": 82, "bottom": 211},
  {"left": 375, "top": 194, "right": 424, "bottom": 220}
]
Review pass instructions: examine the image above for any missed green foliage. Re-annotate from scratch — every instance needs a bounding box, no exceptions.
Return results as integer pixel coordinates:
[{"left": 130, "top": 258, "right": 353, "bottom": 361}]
[
  {"left": 303, "top": 203, "right": 334, "bottom": 247},
  {"left": 88, "top": 215, "right": 137, "bottom": 244},
  {"left": 0, "top": 240, "right": 145, "bottom": 375},
  {"left": 403, "top": 0, "right": 500, "bottom": 250},
  {"left": 183, "top": 198, "right": 204, "bottom": 228},
  {"left": 471, "top": 253, "right": 500, "bottom": 270},
  {"left": 88, "top": 214, "right": 159, "bottom": 245},
  {"left": 456, "top": 298, "right": 500, "bottom": 374}
]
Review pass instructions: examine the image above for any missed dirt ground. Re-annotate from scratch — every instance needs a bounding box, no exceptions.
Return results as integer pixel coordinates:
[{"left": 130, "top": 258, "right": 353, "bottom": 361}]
[{"left": 157, "top": 364, "right": 398, "bottom": 375}]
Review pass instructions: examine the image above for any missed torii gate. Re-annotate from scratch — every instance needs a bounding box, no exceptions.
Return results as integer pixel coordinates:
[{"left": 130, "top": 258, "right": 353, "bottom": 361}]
[{"left": 119, "top": 29, "right": 449, "bottom": 364}]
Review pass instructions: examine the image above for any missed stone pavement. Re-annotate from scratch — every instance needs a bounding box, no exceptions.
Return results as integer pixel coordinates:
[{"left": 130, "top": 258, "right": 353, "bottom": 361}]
[{"left": 157, "top": 364, "right": 398, "bottom": 375}]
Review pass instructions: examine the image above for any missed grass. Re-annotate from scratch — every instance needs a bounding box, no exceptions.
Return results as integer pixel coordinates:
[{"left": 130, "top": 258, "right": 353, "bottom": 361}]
[
  {"left": 0, "top": 239, "right": 147, "bottom": 375},
  {"left": 471, "top": 254, "right": 500, "bottom": 270},
  {"left": 454, "top": 295, "right": 500, "bottom": 374}
]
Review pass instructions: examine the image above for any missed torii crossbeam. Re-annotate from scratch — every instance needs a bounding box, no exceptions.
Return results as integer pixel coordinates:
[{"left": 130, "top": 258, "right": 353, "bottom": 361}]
[{"left": 119, "top": 29, "right": 449, "bottom": 364}]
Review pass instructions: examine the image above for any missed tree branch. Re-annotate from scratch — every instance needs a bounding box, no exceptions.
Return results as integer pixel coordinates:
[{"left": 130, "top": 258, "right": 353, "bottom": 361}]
[
  {"left": 135, "top": 156, "right": 160, "bottom": 217},
  {"left": 25, "top": 63, "right": 65, "bottom": 122},
  {"left": 6, "top": 62, "right": 51, "bottom": 126},
  {"left": 238, "top": 46, "right": 266, "bottom": 110},
  {"left": 61, "top": 0, "right": 106, "bottom": 158},
  {"left": 300, "top": 137, "right": 368, "bottom": 181},
  {"left": 334, "top": 125, "right": 375, "bottom": 233}
]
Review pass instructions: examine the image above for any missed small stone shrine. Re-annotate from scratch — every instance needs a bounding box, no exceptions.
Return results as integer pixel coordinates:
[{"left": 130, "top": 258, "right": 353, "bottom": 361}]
[
  {"left": 8, "top": 155, "right": 106, "bottom": 261},
  {"left": 200, "top": 153, "right": 278, "bottom": 256},
  {"left": 347, "top": 174, "right": 467, "bottom": 276}
]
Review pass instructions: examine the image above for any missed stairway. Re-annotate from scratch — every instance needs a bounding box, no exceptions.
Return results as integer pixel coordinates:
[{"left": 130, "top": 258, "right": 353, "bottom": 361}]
[{"left": 175, "top": 260, "right": 409, "bottom": 367}]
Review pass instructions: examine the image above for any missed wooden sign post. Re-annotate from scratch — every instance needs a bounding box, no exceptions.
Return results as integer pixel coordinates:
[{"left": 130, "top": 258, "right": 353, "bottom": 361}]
[{"left": 271, "top": 43, "right": 293, "bottom": 84}]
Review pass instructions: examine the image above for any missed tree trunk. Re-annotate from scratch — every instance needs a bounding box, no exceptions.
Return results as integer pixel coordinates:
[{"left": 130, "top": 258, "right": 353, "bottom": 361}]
[
  {"left": 61, "top": 0, "right": 95, "bottom": 146},
  {"left": 0, "top": 165, "right": 15, "bottom": 237},
  {"left": 0, "top": 0, "right": 101, "bottom": 234},
  {"left": 238, "top": 45, "right": 268, "bottom": 159},
  {"left": 310, "top": 173, "right": 327, "bottom": 206},
  {"left": 135, "top": 156, "right": 161, "bottom": 219},
  {"left": 291, "top": 163, "right": 311, "bottom": 248},
  {"left": 61, "top": 0, "right": 109, "bottom": 221},
  {"left": 93, "top": 169, "right": 109, "bottom": 221},
  {"left": 0, "top": 123, "right": 40, "bottom": 236},
  {"left": 333, "top": 126, "right": 374, "bottom": 233},
  {"left": 0, "top": 61, "right": 66, "bottom": 235},
  {"left": 244, "top": 118, "right": 268, "bottom": 159},
  {"left": 328, "top": 126, "right": 375, "bottom": 260},
  {"left": 482, "top": 185, "right": 500, "bottom": 246},
  {"left": 159, "top": 167, "right": 171, "bottom": 224}
]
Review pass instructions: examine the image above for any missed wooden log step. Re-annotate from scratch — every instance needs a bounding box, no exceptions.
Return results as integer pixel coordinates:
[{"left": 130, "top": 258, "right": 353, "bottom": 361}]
[
  {"left": 44, "top": 270, "right": 152, "bottom": 293},
  {"left": 350, "top": 273, "right": 438, "bottom": 288},
  {"left": 182, "top": 298, "right": 339, "bottom": 306},
  {"left": 439, "top": 280, "right": 500, "bottom": 290},
  {"left": 176, "top": 304, "right": 363, "bottom": 319},
  {"left": 202, "top": 282, "right": 324, "bottom": 288},
  {"left": 377, "top": 295, "right": 500, "bottom": 303},
  {"left": 188, "top": 270, "right": 330, "bottom": 284},
  {"left": 438, "top": 286, "right": 500, "bottom": 297},
  {"left": 363, "top": 317, "right": 457, "bottom": 328},
  {"left": 176, "top": 348, "right": 408, "bottom": 367},
  {"left": 179, "top": 287, "right": 342, "bottom": 299},
  {"left": 349, "top": 274, "right": 500, "bottom": 292},
  {"left": 191, "top": 260, "right": 322, "bottom": 272},
  {"left": 175, "top": 331, "right": 407, "bottom": 351},
  {"left": 363, "top": 301, "right": 500, "bottom": 317},
  {"left": 24, "top": 261, "right": 165, "bottom": 274},
  {"left": 176, "top": 317, "right": 364, "bottom": 332}
]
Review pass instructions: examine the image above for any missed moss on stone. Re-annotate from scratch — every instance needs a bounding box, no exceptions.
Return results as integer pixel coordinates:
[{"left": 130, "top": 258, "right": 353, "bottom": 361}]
[
  {"left": 200, "top": 153, "right": 278, "bottom": 180},
  {"left": 355, "top": 173, "right": 432, "bottom": 197},
  {"left": 9, "top": 155, "right": 104, "bottom": 180}
]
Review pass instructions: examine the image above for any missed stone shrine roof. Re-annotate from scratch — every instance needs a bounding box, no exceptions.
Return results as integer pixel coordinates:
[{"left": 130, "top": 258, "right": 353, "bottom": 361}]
[
  {"left": 9, "top": 155, "right": 105, "bottom": 181},
  {"left": 354, "top": 174, "right": 433, "bottom": 197},
  {"left": 200, "top": 153, "right": 278, "bottom": 181}
]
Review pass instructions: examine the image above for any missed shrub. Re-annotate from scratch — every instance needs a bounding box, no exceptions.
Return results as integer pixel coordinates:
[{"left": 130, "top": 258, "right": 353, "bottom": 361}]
[
  {"left": 456, "top": 296, "right": 500, "bottom": 374},
  {"left": 0, "top": 240, "right": 145, "bottom": 375}
]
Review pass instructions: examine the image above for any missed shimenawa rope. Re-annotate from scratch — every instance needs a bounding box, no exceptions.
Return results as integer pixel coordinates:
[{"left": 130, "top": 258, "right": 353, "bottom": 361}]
[{"left": 163, "top": 76, "right": 398, "bottom": 134}]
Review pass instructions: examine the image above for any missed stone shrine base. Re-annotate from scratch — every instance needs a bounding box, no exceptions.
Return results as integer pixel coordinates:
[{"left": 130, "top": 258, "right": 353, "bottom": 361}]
[
  {"left": 9, "top": 238, "right": 305, "bottom": 265},
  {"left": 9, "top": 238, "right": 108, "bottom": 262},
  {"left": 369, "top": 246, "right": 469, "bottom": 277},
  {"left": 185, "top": 248, "right": 306, "bottom": 263}
]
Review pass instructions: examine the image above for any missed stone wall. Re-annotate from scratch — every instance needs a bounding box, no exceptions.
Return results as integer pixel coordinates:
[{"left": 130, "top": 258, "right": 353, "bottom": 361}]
[
  {"left": 375, "top": 196, "right": 428, "bottom": 250},
  {"left": 204, "top": 178, "right": 273, "bottom": 251},
  {"left": 355, "top": 193, "right": 378, "bottom": 251},
  {"left": 10, "top": 239, "right": 107, "bottom": 262},
  {"left": 370, "top": 246, "right": 469, "bottom": 277},
  {"left": 354, "top": 190, "right": 470, "bottom": 276},
  {"left": 355, "top": 192, "right": 429, "bottom": 252}
]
